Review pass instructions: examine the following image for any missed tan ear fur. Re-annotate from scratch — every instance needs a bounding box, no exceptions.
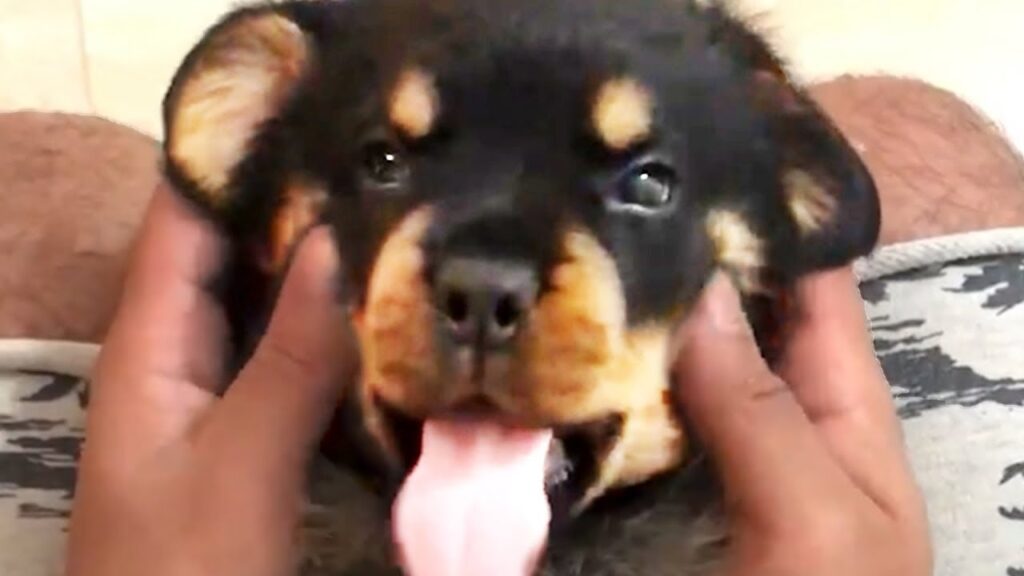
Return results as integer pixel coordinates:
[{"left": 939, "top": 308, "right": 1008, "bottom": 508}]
[{"left": 166, "top": 12, "right": 310, "bottom": 207}]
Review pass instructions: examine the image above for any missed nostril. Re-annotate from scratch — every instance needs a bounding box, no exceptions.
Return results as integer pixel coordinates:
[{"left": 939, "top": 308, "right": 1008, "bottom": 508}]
[
  {"left": 493, "top": 293, "right": 521, "bottom": 331},
  {"left": 434, "top": 257, "right": 537, "bottom": 345},
  {"left": 445, "top": 290, "right": 470, "bottom": 325}
]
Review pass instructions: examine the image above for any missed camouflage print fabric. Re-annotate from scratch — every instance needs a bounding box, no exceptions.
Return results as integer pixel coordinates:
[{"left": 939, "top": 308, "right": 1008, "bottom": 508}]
[{"left": 1, "top": 250, "right": 1022, "bottom": 575}]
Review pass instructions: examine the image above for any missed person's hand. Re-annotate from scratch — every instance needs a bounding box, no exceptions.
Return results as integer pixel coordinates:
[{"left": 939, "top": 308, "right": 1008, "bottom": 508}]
[
  {"left": 673, "top": 269, "right": 932, "bottom": 576},
  {"left": 66, "top": 186, "right": 354, "bottom": 576}
]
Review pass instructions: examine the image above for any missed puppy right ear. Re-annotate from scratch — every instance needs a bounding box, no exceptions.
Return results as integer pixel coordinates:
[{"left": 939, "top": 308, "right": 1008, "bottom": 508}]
[{"left": 162, "top": 6, "right": 313, "bottom": 213}]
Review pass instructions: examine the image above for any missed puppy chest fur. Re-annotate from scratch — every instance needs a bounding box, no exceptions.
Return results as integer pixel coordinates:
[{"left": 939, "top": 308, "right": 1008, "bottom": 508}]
[{"left": 161, "top": 0, "right": 880, "bottom": 574}]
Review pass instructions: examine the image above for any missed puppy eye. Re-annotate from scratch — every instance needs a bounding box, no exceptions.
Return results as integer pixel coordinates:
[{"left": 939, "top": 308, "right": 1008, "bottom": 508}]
[
  {"left": 361, "top": 141, "right": 408, "bottom": 187},
  {"left": 612, "top": 163, "right": 677, "bottom": 213}
]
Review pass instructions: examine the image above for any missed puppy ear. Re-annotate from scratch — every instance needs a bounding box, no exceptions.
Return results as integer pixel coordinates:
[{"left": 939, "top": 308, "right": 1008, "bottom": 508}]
[
  {"left": 162, "top": 6, "right": 313, "bottom": 212},
  {"left": 711, "top": 7, "right": 881, "bottom": 274},
  {"left": 701, "top": 9, "right": 880, "bottom": 362},
  {"left": 759, "top": 74, "right": 881, "bottom": 272}
]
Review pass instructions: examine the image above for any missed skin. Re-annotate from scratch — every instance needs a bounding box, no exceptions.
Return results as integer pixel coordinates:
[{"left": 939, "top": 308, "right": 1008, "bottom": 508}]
[
  {"left": 66, "top": 187, "right": 354, "bottom": 576},
  {"left": 673, "top": 271, "right": 931, "bottom": 576},
  {"left": 65, "top": 185, "right": 931, "bottom": 575}
]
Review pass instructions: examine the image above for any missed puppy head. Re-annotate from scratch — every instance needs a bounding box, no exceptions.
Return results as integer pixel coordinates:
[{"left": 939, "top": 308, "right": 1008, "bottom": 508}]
[{"left": 163, "top": 0, "right": 879, "bottom": 520}]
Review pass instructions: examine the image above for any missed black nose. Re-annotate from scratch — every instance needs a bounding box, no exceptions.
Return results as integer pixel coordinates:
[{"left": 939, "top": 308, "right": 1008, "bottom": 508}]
[{"left": 434, "top": 257, "right": 538, "bottom": 349}]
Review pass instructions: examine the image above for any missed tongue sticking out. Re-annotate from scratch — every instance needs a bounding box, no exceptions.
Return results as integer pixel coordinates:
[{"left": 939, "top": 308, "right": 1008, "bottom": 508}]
[{"left": 393, "top": 419, "right": 554, "bottom": 576}]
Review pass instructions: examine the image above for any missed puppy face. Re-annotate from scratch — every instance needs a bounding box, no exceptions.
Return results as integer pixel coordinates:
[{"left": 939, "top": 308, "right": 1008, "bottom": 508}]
[{"left": 163, "top": 0, "right": 879, "bottom": 523}]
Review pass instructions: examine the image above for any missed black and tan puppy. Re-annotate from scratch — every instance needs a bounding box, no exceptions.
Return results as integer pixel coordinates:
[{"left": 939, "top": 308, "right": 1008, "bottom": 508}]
[{"left": 161, "top": 0, "right": 880, "bottom": 574}]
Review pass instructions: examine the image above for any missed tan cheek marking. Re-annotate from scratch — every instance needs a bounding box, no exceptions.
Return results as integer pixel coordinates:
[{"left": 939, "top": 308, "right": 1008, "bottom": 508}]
[
  {"left": 706, "top": 208, "right": 766, "bottom": 294},
  {"left": 266, "top": 181, "right": 328, "bottom": 272},
  {"left": 578, "top": 325, "right": 687, "bottom": 510},
  {"left": 388, "top": 68, "right": 438, "bottom": 140},
  {"left": 514, "top": 229, "right": 628, "bottom": 422},
  {"left": 784, "top": 169, "right": 837, "bottom": 235},
  {"left": 508, "top": 230, "right": 687, "bottom": 507},
  {"left": 356, "top": 369, "right": 402, "bottom": 466},
  {"left": 592, "top": 77, "right": 653, "bottom": 151},
  {"left": 358, "top": 208, "right": 442, "bottom": 417},
  {"left": 170, "top": 14, "right": 308, "bottom": 205}
]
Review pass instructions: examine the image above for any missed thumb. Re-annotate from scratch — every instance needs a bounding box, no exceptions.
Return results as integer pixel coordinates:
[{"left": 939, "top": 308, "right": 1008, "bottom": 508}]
[
  {"left": 208, "top": 227, "right": 356, "bottom": 472},
  {"left": 673, "top": 273, "right": 849, "bottom": 518}
]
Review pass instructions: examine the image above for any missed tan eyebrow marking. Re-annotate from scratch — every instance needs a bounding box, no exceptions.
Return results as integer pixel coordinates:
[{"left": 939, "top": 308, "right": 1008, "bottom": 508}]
[
  {"left": 591, "top": 77, "right": 654, "bottom": 151},
  {"left": 388, "top": 67, "right": 439, "bottom": 139}
]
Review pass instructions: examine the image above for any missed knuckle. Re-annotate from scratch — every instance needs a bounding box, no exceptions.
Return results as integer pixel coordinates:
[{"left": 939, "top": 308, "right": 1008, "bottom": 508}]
[
  {"left": 747, "top": 372, "right": 795, "bottom": 405},
  {"left": 734, "top": 370, "right": 800, "bottom": 419}
]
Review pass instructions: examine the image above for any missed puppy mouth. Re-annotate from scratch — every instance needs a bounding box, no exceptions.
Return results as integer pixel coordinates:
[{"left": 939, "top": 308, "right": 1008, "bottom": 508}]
[{"left": 374, "top": 394, "right": 623, "bottom": 521}]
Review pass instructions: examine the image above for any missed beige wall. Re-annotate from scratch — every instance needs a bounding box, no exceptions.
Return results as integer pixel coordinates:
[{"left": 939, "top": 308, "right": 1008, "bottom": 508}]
[
  {"left": 0, "top": 0, "right": 235, "bottom": 134},
  {"left": 745, "top": 0, "right": 1024, "bottom": 151},
  {"left": 1, "top": 0, "right": 1023, "bottom": 150}
]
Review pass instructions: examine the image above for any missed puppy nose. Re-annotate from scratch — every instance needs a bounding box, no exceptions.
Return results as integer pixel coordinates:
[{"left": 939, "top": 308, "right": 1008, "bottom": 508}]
[{"left": 434, "top": 257, "right": 538, "bottom": 349}]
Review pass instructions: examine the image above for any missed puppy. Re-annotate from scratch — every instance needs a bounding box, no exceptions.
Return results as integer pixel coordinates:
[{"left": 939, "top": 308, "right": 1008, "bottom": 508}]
[{"left": 161, "top": 0, "right": 880, "bottom": 574}]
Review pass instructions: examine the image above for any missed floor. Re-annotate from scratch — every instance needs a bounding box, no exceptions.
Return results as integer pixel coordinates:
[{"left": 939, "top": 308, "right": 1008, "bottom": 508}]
[{"left": 1, "top": 0, "right": 1023, "bottom": 150}]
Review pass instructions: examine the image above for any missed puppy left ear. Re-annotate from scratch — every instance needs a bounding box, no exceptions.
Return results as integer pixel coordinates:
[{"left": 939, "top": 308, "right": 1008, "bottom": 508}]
[
  {"left": 162, "top": 6, "right": 313, "bottom": 213},
  {"left": 758, "top": 72, "right": 881, "bottom": 272},
  {"left": 709, "top": 7, "right": 880, "bottom": 274}
]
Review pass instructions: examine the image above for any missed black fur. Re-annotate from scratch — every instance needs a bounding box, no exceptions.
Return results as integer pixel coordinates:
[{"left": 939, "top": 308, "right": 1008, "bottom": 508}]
[{"left": 162, "top": 1, "right": 880, "bottom": 573}]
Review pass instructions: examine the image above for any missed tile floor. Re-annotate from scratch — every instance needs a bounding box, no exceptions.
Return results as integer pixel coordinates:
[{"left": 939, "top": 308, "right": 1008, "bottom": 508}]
[{"left": 1, "top": 0, "right": 1022, "bottom": 150}]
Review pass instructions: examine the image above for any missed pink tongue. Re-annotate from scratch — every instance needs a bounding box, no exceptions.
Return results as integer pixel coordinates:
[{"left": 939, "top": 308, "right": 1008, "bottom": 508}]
[{"left": 393, "top": 419, "right": 553, "bottom": 576}]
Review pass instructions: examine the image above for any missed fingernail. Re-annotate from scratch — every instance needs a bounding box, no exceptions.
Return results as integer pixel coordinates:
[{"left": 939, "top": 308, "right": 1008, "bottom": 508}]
[
  {"left": 304, "top": 227, "right": 340, "bottom": 270},
  {"left": 294, "top": 227, "right": 342, "bottom": 295},
  {"left": 701, "top": 273, "right": 748, "bottom": 335}
]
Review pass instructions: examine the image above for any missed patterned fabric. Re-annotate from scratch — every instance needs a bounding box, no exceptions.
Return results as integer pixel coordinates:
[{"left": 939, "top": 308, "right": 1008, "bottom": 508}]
[
  {"left": 0, "top": 371, "right": 83, "bottom": 576},
  {"left": 1, "top": 255, "right": 1022, "bottom": 575},
  {"left": 865, "top": 254, "right": 1024, "bottom": 576}
]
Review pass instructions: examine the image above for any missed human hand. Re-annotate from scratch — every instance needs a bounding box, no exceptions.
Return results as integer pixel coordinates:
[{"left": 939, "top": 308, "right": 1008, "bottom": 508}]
[
  {"left": 65, "top": 186, "right": 354, "bottom": 576},
  {"left": 673, "top": 269, "right": 932, "bottom": 576}
]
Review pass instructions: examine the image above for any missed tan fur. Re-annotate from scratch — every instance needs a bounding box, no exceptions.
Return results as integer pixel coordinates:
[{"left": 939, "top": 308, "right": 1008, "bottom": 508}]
[
  {"left": 168, "top": 14, "right": 309, "bottom": 205},
  {"left": 705, "top": 209, "right": 766, "bottom": 293},
  {"left": 266, "top": 181, "right": 328, "bottom": 271},
  {"left": 578, "top": 324, "right": 688, "bottom": 510},
  {"left": 362, "top": 223, "right": 637, "bottom": 424},
  {"left": 784, "top": 169, "right": 837, "bottom": 235},
  {"left": 592, "top": 78, "right": 653, "bottom": 151},
  {"left": 357, "top": 208, "right": 444, "bottom": 417},
  {"left": 388, "top": 68, "right": 439, "bottom": 140},
  {"left": 358, "top": 221, "right": 689, "bottom": 503},
  {"left": 510, "top": 229, "right": 630, "bottom": 422},
  {"left": 514, "top": 231, "right": 687, "bottom": 504}
]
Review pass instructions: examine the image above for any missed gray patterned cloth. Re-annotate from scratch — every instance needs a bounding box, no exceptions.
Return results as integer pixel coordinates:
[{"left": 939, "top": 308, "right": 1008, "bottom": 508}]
[{"left": 1, "top": 249, "right": 1023, "bottom": 576}]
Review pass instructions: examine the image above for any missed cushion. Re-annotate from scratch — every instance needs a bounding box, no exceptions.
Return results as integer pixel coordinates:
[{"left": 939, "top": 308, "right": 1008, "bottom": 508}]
[{"left": 0, "top": 112, "right": 157, "bottom": 343}]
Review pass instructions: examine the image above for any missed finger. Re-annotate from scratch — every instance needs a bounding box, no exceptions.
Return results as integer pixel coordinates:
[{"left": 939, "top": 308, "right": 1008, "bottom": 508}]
[
  {"left": 87, "top": 186, "right": 227, "bottom": 463},
  {"left": 205, "top": 227, "right": 355, "bottom": 476},
  {"left": 98, "top": 185, "right": 227, "bottom": 394},
  {"left": 673, "top": 274, "right": 858, "bottom": 521},
  {"left": 779, "top": 267, "right": 900, "bottom": 435},
  {"left": 777, "top": 267, "right": 917, "bottom": 515}
]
